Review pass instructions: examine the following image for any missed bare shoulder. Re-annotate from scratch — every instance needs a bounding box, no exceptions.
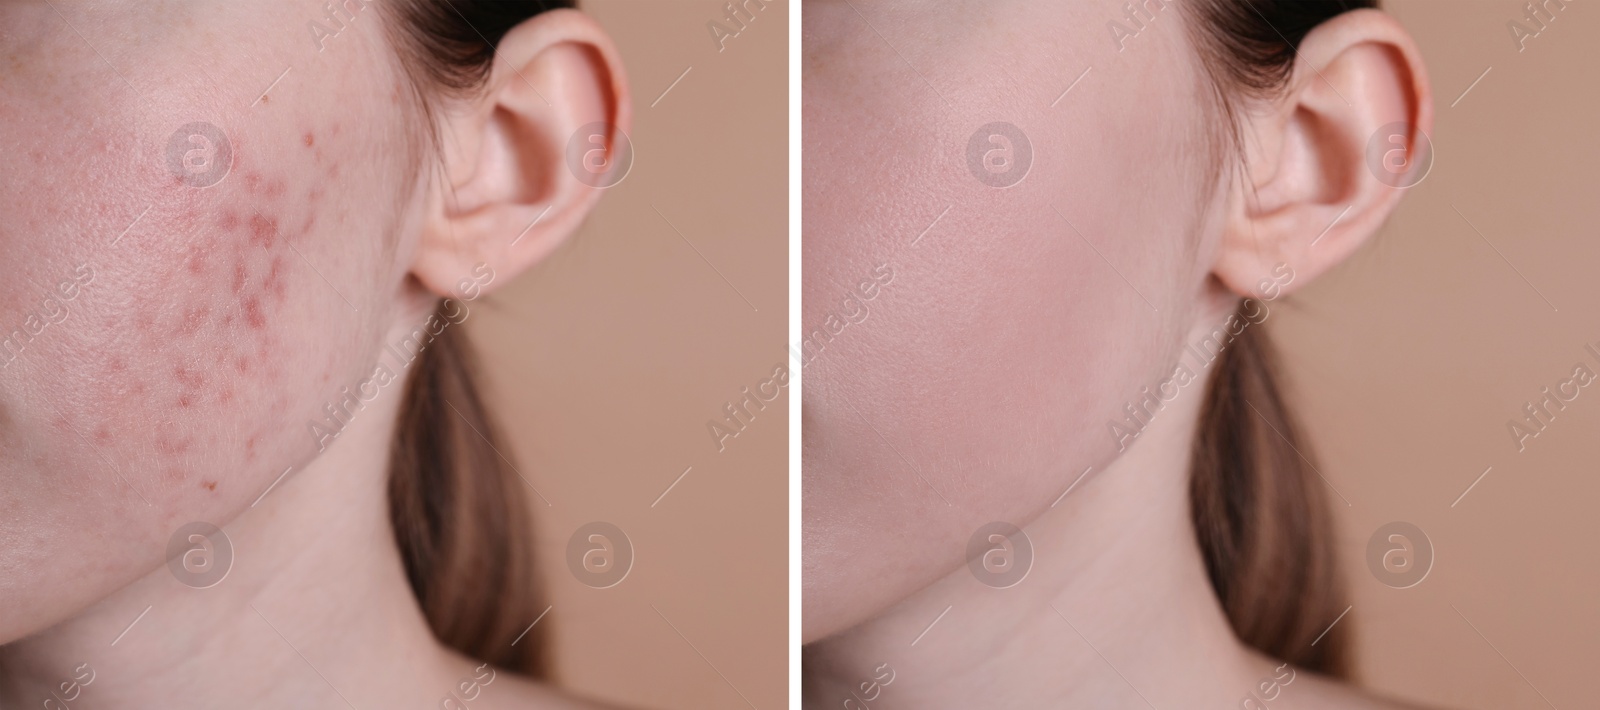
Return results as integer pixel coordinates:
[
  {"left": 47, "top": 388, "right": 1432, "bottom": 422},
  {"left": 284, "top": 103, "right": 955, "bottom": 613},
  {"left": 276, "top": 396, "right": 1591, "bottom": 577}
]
[
  {"left": 472, "top": 670, "right": 640, "bottom": 710},
  {"left": 1280, "top": 670, "right": 1448, "bottom": 710},
  {"left": 430, "top": 651, "right": 642, "bottom": 710}
]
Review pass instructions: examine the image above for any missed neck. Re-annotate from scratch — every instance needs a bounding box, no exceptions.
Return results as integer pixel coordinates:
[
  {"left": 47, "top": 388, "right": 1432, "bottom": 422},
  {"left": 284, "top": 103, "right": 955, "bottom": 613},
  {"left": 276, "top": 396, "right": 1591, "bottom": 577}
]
[
  {"left": 804, "top": 357, "right": 1283, "bottom": 709},
  {"left": 0, "top": 360, "right": 473, "bottom": 709}
]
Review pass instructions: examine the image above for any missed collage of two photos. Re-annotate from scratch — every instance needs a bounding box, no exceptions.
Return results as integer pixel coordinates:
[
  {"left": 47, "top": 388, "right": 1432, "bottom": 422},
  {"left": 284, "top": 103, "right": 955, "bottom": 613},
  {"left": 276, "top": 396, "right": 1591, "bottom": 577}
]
[{"left": 1, "top": 1, "right": 1597, "bottom": 708}]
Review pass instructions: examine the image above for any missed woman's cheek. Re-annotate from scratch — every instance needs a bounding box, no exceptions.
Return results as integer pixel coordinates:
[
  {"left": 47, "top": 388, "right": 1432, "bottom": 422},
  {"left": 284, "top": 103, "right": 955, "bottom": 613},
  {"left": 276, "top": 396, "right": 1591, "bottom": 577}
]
[{"left": 22, "top": 110, "right": 388, "bottom": 508}]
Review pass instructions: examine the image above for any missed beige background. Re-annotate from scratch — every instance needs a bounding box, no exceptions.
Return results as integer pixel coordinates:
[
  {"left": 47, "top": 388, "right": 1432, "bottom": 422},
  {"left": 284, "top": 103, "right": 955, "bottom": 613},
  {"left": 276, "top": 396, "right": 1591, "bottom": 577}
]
[
  {"left": 466, "top": 1, "right": 787, "bottom": 708},
  {"left": 1273, "top": 0, "right": 1598, "bottom": 707},
  {"left": 461, "top": 0, "right": 1600, "bottom": 707}
]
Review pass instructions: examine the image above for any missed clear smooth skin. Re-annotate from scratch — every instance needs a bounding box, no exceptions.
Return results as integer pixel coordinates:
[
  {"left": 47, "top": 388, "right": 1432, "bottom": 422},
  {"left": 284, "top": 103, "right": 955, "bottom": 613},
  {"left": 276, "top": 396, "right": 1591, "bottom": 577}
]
[
  {"left": 803, "top": 0, "right": 1431, "bottom": 707},
  {"left": 0, "top": 2, "right": 628, "bottom": 708}
]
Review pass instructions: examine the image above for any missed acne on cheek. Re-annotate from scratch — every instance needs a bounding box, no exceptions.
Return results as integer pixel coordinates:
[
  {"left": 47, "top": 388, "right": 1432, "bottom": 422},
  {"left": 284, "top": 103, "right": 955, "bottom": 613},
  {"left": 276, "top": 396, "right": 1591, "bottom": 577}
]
[{"left": 82, "top": 127, "right": 352, "bottom": 492}]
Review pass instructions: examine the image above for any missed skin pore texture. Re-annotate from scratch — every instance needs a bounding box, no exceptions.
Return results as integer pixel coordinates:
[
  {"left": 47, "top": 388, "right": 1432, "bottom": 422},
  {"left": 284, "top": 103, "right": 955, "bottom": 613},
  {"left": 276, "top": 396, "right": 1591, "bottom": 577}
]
[
  {"left": 0, "top": 1, "right": 627, "bottom": 708},
  {"left": 802, "top": 0, "right": 1430, "bottom": 708}
]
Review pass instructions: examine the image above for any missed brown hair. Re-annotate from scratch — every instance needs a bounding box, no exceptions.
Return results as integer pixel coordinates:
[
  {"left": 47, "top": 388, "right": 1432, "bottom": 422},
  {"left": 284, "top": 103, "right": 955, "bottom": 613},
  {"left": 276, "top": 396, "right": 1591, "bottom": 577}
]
[
  {"left": 1182, "top": 0, "right": 1376, "bottom": 677},
  {"left": 381, "top": 0, "right": 576, "bottom": 678}
]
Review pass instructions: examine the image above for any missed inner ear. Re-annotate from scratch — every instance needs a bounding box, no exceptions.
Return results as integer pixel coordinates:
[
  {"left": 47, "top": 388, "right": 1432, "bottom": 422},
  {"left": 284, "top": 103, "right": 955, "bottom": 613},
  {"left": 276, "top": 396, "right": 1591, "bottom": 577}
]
[
  {"left": 1283, "top": 103, "right": 1357, "bottom": 208},
  {"left": 451, "top": 100, "right": 561, "bottom": 218}
]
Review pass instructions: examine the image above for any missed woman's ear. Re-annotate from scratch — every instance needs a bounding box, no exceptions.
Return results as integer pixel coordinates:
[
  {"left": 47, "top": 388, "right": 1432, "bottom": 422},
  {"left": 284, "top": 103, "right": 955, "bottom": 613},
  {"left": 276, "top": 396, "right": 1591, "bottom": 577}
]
[
  {"left": 1213, "top": 8, "right": 1431, "bottom": 297},
  {"left": 412, "top": 8, "right": 631, "bottom": 298}
]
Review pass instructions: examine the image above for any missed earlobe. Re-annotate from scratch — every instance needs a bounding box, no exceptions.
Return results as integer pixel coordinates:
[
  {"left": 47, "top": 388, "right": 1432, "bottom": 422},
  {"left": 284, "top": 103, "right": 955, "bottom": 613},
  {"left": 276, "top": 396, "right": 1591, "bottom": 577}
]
[
  {"left": 412, "top": 9, "right": 631, "bottom": 299},
  {"left": 1214, "top": 8, "right": 1431, "bottom": 299}
]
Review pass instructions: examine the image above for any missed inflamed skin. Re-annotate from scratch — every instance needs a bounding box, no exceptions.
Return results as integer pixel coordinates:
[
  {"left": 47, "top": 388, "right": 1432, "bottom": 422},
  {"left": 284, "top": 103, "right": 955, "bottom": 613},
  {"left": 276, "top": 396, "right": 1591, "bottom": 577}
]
[{"left": 0, "top": 2, "right": 632, "bottom": 708}]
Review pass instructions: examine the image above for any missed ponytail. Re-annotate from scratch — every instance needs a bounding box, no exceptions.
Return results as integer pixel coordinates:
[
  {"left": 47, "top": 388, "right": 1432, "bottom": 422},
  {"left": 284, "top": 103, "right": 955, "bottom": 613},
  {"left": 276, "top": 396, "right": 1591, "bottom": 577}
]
[
  {"left": 1190, "top": 321, "right": 1348, "bottom": 675},
  {"left": 389, "top": 308, "right": 547, "bottom": 675}
]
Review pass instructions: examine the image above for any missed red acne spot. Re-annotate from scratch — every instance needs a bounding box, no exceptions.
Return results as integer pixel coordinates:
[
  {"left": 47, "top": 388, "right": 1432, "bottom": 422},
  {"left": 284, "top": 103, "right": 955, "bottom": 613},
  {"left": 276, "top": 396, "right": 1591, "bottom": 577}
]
[
  {"left": 178, "top": 393, "right": 194, "bottom": 408},
  {"left": 266, "top": 180, "right": 286, "bottom": 199},
  {"left": 248, "top": 213, "right": 278, "bottom": 248},
  {"left": 220, "top": 210, "right": 239, "bottom": 230},
  {"left": 185, "top": 249, "right": 208, "bottom": 275},
  {"left": 177, "top": 305, "right": 211, "bottom": 336},
  {"left": 108, "top": 358, "right": 126, "bottom": 373},
  {"left": 243, "top": 296, "right": 266, "bottom": 329},
  {"left": 174, "top": 365, "right": 205, "bottom": 389},
  {"left": 266, "top": 257, "right": 287, "bottom": 301},
  {"left": 156, "top": 435, "right": 191, "bottom": 456},
  {"left": 93, "top": 425, "right": 113, "bottom": 445},
  {"left": 218, "top": 387, "right": 234, "bottom": 404},
  {"left": 203, "top": 480, "right": 217, "bottom": 492},
  {"left": 304, "top": 132, "right": 315, "bottom": 147}
]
